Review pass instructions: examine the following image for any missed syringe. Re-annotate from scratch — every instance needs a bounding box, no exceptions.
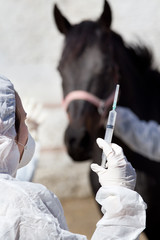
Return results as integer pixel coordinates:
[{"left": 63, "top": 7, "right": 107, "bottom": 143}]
[{"left": 101, "top": 84, "right": 120, "bottom": 168}]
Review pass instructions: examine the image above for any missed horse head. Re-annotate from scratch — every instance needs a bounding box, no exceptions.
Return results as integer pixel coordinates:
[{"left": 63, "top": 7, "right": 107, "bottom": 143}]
[{"left": 53, "top": 1, "right": 119, "bottom": 161}]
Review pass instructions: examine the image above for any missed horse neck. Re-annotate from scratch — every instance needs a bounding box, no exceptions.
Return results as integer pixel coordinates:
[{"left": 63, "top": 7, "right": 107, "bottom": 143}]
[{"left": 114, "top": 45, "right": 150, "bottom": 118}]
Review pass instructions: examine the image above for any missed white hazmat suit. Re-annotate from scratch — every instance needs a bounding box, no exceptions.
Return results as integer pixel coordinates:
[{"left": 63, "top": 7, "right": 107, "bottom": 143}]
[
  {"left": 115, "top": 106, "right": 160, "bottom": 161},
  {"left": 0, "top": 75, "right": 146, "bottom": 240}
]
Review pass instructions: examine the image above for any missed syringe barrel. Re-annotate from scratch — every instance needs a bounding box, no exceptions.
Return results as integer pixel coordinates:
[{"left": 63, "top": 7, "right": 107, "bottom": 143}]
[{"left": 101, "top": 110, "right": 117, "bottom": 168}]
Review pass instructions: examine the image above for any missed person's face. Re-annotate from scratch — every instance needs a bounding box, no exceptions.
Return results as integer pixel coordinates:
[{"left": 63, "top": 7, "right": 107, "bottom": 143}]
[{"left": 15, "top": 92, "right": 28, "bottom": 161}]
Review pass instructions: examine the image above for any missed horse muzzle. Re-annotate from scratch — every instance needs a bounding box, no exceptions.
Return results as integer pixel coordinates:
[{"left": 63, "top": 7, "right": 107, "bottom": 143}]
[{"left": 64, "top": 125, "right": 93, "bottom": 161}]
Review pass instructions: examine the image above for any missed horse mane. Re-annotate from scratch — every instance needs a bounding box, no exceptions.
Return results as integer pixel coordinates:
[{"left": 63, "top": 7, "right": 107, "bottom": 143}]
[
  {"left": 127, "top": 44, "right": 160, "bottom": 90},
  {"left": 111, "top": 31, "right": 160, "bottom": 119},
  {"left": 113, "top": 30, "right": 160, "bottom": 87},
  {"left": 127, "top": 44, "right": 153, "bottom": 73}
]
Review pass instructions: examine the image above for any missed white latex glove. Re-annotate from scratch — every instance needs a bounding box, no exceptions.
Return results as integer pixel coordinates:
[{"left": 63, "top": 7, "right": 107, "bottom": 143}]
[{"left": 91, "top": 138, "right": 136, "bottom": 190}]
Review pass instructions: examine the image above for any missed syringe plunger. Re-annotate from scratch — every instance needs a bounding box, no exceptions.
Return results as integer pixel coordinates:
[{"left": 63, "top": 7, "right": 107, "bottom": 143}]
[{"left": 101, "top": 109, "right": 117, "bottom": 168}]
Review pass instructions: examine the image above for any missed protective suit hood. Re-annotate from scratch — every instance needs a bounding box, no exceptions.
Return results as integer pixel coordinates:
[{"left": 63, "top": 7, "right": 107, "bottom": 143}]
[{"left": 0, "top": 75, "right": 20, "bottom": 176}]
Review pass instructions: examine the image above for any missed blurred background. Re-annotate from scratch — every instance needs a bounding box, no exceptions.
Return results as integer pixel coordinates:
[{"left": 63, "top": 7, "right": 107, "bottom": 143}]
[{"left": 0, "top": 0, "right": 160, "bottom": 239}]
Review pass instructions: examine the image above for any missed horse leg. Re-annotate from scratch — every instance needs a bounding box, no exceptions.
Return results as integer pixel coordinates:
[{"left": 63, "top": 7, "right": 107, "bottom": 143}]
[
  {"left": 89, "top": 140, "right": 103, "bottom": 212},
  {"left": 89, "top": 168, "right": 102, "bottom": 213}
]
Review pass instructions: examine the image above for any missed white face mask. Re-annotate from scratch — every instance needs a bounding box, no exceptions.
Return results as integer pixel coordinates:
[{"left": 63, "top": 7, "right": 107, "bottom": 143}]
[
  {"left": 18, "top": 133, "right": 36, "bottom": 169},
  {"left": 0, "top": 135, "right": 20, "bottom": 177}
]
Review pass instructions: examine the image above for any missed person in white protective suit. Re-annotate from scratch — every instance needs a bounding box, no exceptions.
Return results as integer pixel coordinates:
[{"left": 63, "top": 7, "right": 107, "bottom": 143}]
[
  {"left": 0, "top": 75, "right": 146, "bottom": 240},
  {"left": 115, "top": 106, "right": 160, "bottom": 161}
]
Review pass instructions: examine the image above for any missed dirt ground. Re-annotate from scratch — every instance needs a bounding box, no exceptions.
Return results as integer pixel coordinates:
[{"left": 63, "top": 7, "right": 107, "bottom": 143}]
[{"left": 60, "top": 196, "right": 148, "bottom": 240}]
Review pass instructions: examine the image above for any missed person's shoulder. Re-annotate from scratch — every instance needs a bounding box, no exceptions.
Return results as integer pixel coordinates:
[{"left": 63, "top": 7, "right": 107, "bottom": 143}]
[{"left": 15, "top": 179, "right": 53, "bottom": 197}]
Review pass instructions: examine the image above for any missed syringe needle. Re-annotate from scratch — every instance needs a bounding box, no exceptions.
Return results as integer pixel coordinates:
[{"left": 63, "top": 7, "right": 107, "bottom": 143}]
[{"left": 112, "top": 84, "right": 120, "bottom": 110}]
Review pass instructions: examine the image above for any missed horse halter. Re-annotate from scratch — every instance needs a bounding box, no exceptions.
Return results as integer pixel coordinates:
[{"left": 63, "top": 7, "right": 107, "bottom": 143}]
[{"left": 62, "top": 90, "right": 116, "bottom": 126}]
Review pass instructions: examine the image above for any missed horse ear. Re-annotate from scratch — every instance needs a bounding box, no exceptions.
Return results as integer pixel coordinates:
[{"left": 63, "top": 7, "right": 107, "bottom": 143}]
[
  {"left": 98, "top": 0, "right": 112, "bottom": 29},
  {"left": 53, "top": 4, "right": 72, "bottom": 35}
]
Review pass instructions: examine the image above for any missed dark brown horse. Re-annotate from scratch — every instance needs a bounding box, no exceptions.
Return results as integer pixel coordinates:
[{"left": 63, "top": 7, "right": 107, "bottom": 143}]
[{"left": 53, "top": 1, "right": 160, "bottom": 239}]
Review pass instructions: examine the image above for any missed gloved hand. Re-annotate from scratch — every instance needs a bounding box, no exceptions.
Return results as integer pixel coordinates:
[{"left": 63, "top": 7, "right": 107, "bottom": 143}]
[{"left": 91, "top": 138, "right": 136, "bottom": 190}]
